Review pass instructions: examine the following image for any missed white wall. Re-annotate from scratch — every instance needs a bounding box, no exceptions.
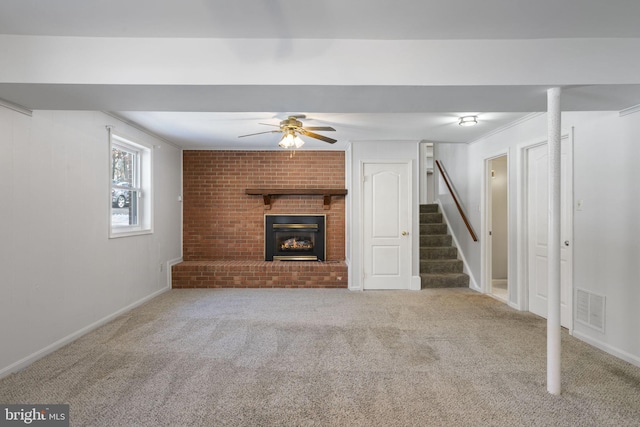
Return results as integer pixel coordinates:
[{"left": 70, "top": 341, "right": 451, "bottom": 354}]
[
  {"left": 0, "top": 108, "right": 182, "bottom": 376},
  {"left": 348, "top": 141, "right": 420, "bottom": 291},
  {"left": 435, "top": 141, "right": 480, "bottom": 289},
  {"left": 568, "top": 110, "right": 640, "bottom": 364},
  {"left": 438, "top": 110, "right": 640, "bottom": 366},
  {"left": 3, "top": 36, "right": 640, "bottom": 86}
]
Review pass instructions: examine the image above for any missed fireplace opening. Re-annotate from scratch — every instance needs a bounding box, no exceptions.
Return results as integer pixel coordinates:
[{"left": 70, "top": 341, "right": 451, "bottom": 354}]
[{"left": 265, "top": 215, "right": 326, "bottom": 261}]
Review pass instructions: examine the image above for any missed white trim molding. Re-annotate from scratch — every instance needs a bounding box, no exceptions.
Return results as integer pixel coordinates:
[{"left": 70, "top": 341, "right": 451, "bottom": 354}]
[
  {"left": 468, "top": 113, "right": 545, "bottom": 145},
  {"left": 572, "top": 331, "right": 640, "bottom": 369},
  {"left": 480, "top": 148, "right": 511, "bottom": 299},
  {"left": 166, "top": 257, "right": 184, "bottom": 289},
  {"left": 104, "top": 112, "right": 182, "bottom": 149},
  {"left": 619, "top": 103, "right": 640, "bottom": 117},
  {"left": 0, "top": 98, "right": 32, "bottom": 116}
]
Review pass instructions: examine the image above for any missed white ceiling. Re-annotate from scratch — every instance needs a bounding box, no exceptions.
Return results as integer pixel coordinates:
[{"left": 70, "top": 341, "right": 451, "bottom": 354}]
[
  {"left": 1, "top": 0, "right": 640, "bottom": 149},
  {"left": 3, "top": 0, "right": 640, "bottom": 39},
  {"left": 114, "top": 111, "right": 532, "bottom": 150}
]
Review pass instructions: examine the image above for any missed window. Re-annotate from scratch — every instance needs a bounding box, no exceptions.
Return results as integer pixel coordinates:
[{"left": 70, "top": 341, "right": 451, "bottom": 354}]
[{"left": 110, "top": 132, "right": 152, "bottom": 237}]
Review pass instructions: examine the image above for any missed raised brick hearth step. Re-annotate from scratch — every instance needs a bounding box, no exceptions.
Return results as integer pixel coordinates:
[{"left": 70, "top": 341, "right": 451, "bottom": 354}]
[{"left": 172, "top": 260, "right": 348, "bottom": 289}]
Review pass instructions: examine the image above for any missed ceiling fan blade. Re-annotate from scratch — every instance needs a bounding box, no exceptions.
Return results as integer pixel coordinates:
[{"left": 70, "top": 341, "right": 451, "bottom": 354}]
[
  {"left": 258, "top": 123, "right": 281, "bottom": 127},
  {"left": 238, "top": 130, "right": 281, "bottom": 138},
  {"left": 303, "top": 126, "right": 336, "bottom": 132},
  {"left": 300, "top": 130, "right": 337, "bottom": 144}
]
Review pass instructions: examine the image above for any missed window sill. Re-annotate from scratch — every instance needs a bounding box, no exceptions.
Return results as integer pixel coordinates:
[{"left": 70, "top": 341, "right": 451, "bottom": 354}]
[{"left": 109, "top": 228, "right": 153, "bottom": 239}]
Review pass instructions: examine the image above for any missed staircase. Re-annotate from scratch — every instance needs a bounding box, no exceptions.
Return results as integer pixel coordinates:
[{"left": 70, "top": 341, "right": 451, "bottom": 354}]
[{"left": 420, "top": 204, "right": 469, "bottom": 288}]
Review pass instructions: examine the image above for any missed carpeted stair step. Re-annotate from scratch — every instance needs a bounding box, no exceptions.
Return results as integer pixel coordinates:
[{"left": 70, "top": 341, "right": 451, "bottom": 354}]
[
  {"left": 420, "top": 212, "right": 443, "bottom": 224},
  {"left": 420, "top": 259, "right": 464, "bottom": 274},
  {"left": 419, "top": 204, "right": 439, "bottom": 213},
  {"left": 420, "top": 247, "right": 458, "bottom": 260},
  {"left": 419, "top": 204, "right": 468, "bottom": 288},
  {"left": 420, "top": 223, "right": 448, "bottom": 235},
  {"left": 421, "top": 273, "right": 470, "bottom": 288},
  {"left": 421, "top": 235, "right": 452, "bottom": 247}
]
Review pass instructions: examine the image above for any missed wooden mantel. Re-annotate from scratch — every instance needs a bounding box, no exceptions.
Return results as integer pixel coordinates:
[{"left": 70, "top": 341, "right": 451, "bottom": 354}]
[{"left": 246, "top": 188, "right": 348, "bottom": 210}]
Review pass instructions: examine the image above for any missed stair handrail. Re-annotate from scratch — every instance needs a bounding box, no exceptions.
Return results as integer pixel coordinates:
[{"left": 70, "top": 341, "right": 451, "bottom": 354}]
[{"left": 435, "top": 160, "right": 478, "bottom": 242}]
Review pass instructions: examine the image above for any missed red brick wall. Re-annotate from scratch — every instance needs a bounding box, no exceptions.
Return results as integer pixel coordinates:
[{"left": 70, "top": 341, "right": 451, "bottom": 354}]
[{"left": 182, "top": 151, "right": 346, "bottom": 261}]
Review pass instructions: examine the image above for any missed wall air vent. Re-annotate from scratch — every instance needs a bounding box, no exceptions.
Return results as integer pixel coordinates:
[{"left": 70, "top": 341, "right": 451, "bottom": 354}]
[{"left": 576, "top": 288, "right": 605, "bottom": 333}]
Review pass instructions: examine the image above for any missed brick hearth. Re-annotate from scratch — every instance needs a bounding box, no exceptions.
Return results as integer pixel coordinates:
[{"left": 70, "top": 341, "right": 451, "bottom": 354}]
[
  {"left": 172, "top": 261, "right": 347, "bottom": 288},
  {"left": 172, "top": 150, "right": 348, "bottom": 288}
]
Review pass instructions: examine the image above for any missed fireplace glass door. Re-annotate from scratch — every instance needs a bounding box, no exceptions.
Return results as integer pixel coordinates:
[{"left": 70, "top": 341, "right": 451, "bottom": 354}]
[{"left": 265, "top": 215, "right": 326, "bottom": 261}]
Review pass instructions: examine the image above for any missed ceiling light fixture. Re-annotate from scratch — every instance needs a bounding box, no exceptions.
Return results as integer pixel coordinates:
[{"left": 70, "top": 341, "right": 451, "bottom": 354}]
[
  {"left": 459, "top": 116, "right": 478, "bottom": 126},
  {"left": 278, "top": 130, "right": 305, "bottom": 149}
]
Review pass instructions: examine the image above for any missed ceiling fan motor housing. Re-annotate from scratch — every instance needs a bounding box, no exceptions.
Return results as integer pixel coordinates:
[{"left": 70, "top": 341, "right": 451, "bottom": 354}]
[
  {"left": 281, "top": 117, "right": 303, "bottom": 130},
  {"left": 238, "top": 114, "right": 336, "bottom": 144}
]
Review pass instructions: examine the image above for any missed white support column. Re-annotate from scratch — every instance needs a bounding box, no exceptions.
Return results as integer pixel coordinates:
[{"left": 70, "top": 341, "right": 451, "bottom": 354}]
[{"left": 547, "top": 87, "right": 562, "bottom": 395}]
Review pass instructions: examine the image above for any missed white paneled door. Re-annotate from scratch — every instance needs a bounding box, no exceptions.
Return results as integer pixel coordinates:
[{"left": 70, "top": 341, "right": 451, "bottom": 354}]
[
  {"left": 526, "top": 139, "right": 573, "bottom": 328},
  {"left": 363, "top": 161, "right": 412, "bottom": 290}
]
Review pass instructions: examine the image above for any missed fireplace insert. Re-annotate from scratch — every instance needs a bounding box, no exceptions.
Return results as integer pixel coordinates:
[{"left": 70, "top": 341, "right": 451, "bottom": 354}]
[{"left": 265, "top": 214, "right": 326, "bottom": 261}]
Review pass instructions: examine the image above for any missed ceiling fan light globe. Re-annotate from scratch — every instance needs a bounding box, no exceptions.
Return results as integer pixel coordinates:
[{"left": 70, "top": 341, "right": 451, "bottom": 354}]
[
  {"left": 279, "top": 133, "right": 295, "bottom": 148},
  {"left": 294, "top": 136, "right": 305, "bottom": 148}
]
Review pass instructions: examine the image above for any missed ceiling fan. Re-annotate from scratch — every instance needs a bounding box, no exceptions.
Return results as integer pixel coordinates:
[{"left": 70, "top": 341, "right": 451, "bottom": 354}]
[{"left": 238, "top": 115, "right": 336, "bottom": 148}]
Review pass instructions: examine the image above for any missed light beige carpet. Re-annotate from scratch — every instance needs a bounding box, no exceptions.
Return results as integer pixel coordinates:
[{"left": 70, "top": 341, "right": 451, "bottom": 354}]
[{"left": 1, "top": 288, "right": 639, "bottom": 426}]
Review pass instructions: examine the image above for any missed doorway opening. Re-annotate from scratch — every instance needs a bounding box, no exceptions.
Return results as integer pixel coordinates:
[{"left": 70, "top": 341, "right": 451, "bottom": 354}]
[
  {"left": 420, "top": 142, "right": 435, "bottom": 204},
  {"left": 485, "top": 154, "right": 509, "bottom": 302}
]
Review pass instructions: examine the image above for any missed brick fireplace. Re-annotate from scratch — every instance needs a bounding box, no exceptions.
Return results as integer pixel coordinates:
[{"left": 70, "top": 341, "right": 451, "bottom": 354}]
[{"left": 172, "top": 150, "right": 347, "bottom": 288}]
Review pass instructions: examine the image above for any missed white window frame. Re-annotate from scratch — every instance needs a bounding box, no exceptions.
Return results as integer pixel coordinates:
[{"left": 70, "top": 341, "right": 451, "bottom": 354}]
[{"left": 109, "top": 131, "right": 153, "bottom": 238}]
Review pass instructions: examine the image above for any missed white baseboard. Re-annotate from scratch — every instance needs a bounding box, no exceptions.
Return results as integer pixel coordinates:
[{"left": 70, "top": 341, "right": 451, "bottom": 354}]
[
  {"left": 0, "top": 286, "right": 171, "bottom": 379},
  {"left": 346, "top": 259, "right": 361, "bottom": 291},
  {"left": 410, "top": 276, "right": 422, "bottom": 291},
  {"left": 166, "top": 256, "right": 183, "bottom": 288},
  {"left": 573, "top": 330, "right": 640, "bottom": 368},
  {"left": 508, "top": 301, "right": 521, "bottom": 310}
]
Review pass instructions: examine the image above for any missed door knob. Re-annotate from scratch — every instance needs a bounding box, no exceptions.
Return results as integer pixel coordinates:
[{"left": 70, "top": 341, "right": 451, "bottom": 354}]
[
  {"left": 402, "top": 231, "right": 408, "bottom": 236},
  {"left": 564, "top": 240, "right": 570, "bottom": 246}
]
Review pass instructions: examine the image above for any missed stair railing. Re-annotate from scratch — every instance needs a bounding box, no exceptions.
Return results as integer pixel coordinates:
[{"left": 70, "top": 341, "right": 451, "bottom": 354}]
[{"left": 435, "top": 160, "right": 478, "bottom": 242}]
